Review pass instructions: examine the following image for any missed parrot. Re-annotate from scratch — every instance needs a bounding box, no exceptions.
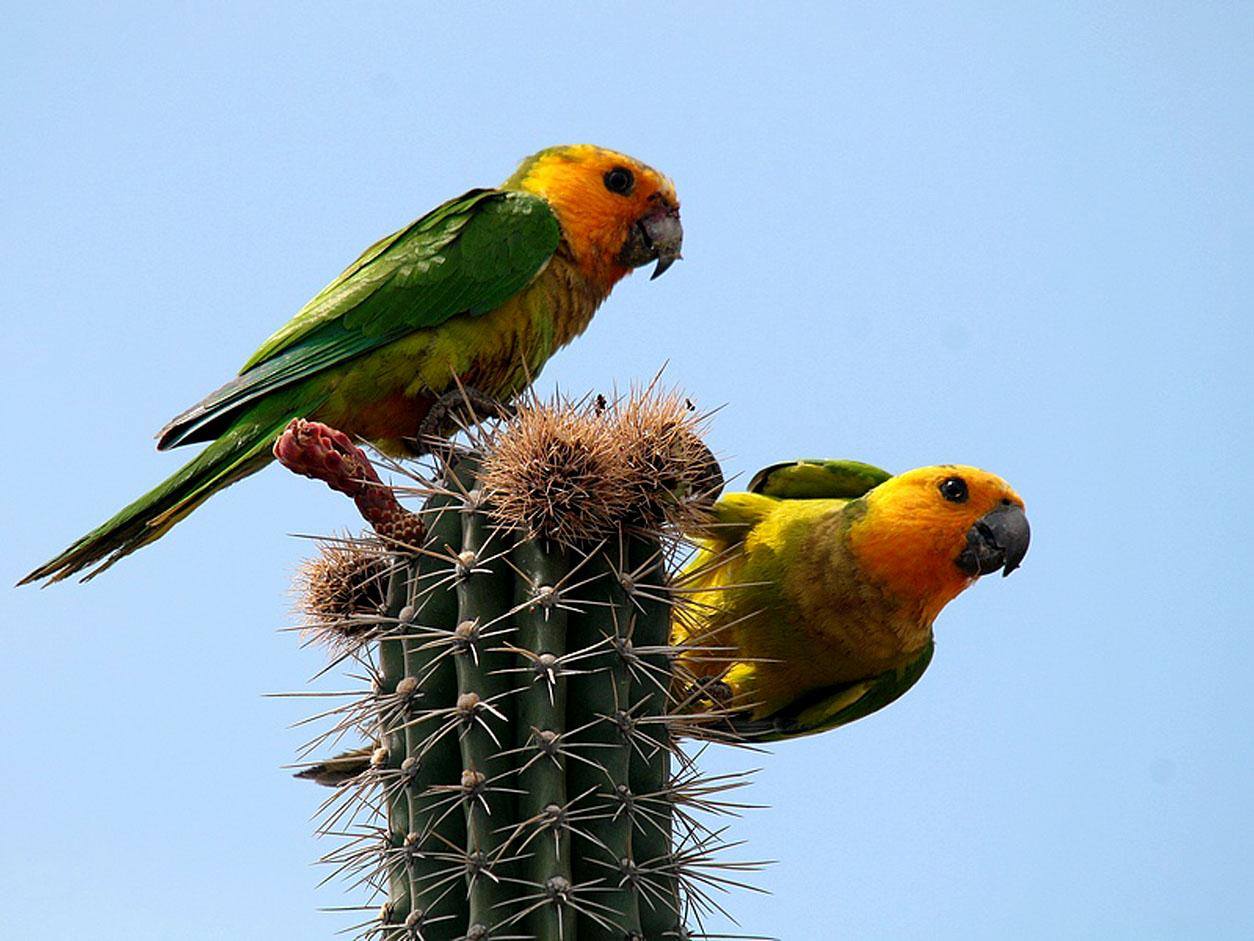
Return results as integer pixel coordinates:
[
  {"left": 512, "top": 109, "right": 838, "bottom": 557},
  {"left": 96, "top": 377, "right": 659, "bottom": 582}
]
[
  {"left": 22, "top": 144, "right": 682, "bottom": 585},
  {"left": 673, "top": 459, "right": 1030, "bottom": 741}
]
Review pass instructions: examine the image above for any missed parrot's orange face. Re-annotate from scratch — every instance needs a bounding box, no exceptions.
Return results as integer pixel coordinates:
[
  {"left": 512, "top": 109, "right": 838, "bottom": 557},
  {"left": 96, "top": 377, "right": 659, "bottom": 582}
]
[
  {"left": 507, "top": 144, "right": 681, "bottom": 288},
  {"left": 849, "top": 465, "right": 1030, "bottom": 624}
]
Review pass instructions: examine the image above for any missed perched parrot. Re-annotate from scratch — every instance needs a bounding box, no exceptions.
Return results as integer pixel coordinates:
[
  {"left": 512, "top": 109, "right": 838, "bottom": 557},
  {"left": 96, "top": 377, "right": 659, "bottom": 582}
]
[
  {"left": 674, "top": 459, "right": 1030, "bottom": 741},
  {"left": 23, "top": 144, "right": 681, "bottom": 585}
]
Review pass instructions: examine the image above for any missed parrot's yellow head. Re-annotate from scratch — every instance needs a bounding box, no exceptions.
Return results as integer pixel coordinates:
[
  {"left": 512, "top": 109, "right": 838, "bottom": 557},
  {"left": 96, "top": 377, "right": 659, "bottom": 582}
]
[
  {"left": 849, "top": 465, "right": 1030, "bottom": 624},
  {"left": 505, "top": 144, "right": 681, "bottom": 289}
]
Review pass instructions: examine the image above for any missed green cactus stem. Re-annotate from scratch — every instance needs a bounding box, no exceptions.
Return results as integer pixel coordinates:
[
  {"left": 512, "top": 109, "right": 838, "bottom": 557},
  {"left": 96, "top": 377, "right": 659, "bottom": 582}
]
[
  {"left": 625, "top": 540, "right": 684, "bottom": 938},
  {"left": 452, "top": 483, "right": 522, "bottom": 931},
  {"left": 565, "top": 549, "right": 643, "bottom": 938},
  {"left": 508, "top": 538, "right": 573, "bottom": 939},
  {"left": 285, "top": 392, "right": 754, "bottom": 941}
]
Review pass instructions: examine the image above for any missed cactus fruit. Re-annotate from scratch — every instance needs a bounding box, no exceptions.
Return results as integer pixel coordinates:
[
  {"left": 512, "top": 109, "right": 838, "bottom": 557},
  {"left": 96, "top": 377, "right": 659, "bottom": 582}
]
[{"left": 287, "top": 390, "right": 759, "bottom": 941}]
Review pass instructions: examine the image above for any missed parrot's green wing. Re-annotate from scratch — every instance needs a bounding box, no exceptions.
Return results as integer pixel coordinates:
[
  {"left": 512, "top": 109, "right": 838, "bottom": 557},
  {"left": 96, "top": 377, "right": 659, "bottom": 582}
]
[
  {"left": 747, "top": 458, "right": 892, "bottom": 500},
  {"left": 693, "top": 459, "right": 895, "bottom": 545},
  {"left": 158, "top": 188, "right": 560, "bottom": 449},
  {"left": 730, "top": 639, "right": 934, "bottom": 742}
]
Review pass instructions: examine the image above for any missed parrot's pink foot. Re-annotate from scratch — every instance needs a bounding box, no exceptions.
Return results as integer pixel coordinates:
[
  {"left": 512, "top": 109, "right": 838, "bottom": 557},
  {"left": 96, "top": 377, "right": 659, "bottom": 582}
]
[{"left": 274, "top": 419, "right": 425, "bottom": 545}]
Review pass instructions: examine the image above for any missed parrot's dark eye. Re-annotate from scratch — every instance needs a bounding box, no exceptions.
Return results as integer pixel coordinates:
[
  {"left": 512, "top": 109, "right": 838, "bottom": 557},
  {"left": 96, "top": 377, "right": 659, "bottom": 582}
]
[
  {"left": 603, "top": 167, "right": 634, "bottom": 196},
  {"left": 939, "top": 476, "right": 969, "bottom": 504}
]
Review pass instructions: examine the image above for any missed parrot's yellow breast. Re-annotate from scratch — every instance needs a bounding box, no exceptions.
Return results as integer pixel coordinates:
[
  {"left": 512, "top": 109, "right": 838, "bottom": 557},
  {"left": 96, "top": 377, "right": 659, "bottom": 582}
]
[{"left": 678, "top": 498, "right": 935, "bottom": 719}]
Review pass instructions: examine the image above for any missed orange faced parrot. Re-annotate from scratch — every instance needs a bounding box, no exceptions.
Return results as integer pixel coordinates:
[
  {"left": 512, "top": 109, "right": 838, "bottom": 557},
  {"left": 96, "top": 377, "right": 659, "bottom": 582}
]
[
  {"left": 23, "top": 144, "right": 681, "bottom": 584},
  {"left": 674, "top": 460, "right": 1030, "bottom": 740}
]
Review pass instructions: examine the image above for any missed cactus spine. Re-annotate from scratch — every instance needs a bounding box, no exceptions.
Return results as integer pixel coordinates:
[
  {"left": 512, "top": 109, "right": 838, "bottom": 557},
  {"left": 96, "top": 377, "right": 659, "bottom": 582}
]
[{"left": 292, "top": 391, "right": 750, "bottom": 941}]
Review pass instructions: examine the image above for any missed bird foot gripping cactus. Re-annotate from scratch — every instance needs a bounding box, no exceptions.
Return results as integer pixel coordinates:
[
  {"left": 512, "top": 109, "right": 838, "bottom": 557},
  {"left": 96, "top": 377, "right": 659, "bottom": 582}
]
[{"left": 287, "top": 390, "right": 761, "bottom": 941}]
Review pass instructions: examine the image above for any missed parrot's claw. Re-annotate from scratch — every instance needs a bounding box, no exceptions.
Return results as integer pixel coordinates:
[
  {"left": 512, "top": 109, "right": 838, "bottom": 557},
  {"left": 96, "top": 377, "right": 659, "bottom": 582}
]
[{"left": 414, "top": 387, "right": 517, "bottom": 454}]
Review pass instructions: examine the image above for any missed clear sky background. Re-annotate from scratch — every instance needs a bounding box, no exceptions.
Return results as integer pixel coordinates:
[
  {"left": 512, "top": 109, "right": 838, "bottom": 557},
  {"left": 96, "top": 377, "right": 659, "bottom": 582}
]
[{"left": 2, "top": 4, "right": 1250, "bottom": 939}]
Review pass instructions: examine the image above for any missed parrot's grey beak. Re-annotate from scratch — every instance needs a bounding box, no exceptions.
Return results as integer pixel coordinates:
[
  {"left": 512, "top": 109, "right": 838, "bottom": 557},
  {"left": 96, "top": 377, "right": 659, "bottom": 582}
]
[
  {"left": 621, "top": 204, "right": 683, "bottom": 279},
  {"left": 956, "top": 503, "right": 1030, "bottom": 578}
]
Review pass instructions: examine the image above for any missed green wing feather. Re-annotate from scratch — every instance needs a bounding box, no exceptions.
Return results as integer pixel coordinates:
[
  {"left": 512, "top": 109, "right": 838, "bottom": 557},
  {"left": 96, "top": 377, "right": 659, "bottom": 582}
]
[
  {"left": 158, "top": 188, "right": 560, "bottom": 449},
  {"left": 747, "top": 458, "right": 892, "bottom": 499},
  {"left": 731, "top": 640, "right": 934, "bottom": 742},
  {"left": 20, "top": 397, "right": 306, "bottom": 585},
  {"left": 696, "top": 459, "right": 894, "bottom": 545},
  {"left": 294, "top": 746, "right": 374, "bottom": 787}
]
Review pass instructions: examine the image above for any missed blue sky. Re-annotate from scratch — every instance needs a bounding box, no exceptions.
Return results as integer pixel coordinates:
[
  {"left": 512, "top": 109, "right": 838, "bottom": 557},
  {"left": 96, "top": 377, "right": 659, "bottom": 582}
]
[{"left": 2, "top": 3, "right": 1250, "bottom": 939}]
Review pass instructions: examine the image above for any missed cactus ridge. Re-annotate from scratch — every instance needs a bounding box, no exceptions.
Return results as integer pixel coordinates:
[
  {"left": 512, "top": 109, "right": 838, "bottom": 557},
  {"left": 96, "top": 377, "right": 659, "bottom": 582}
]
[{"left": 290, "top": 391, "right": 766, "bottom": 941}]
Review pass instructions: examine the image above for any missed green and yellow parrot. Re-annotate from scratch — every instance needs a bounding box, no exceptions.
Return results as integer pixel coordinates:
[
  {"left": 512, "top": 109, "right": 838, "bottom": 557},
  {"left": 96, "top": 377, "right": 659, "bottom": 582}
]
[
  {"left": 23, "top": 144, "right": 681, "bottom": 585},
  {"left": 675, "top": 459, "right": 1030, "bottom": 741}
]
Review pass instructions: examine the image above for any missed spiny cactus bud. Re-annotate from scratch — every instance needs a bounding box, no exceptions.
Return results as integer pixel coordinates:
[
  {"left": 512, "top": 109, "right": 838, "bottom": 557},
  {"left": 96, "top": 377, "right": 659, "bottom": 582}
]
[
  {"left": 481, "top": 398, "right": 630, "bottom": 544},
  {"left": 611, "top": 384, "right": 723, "bottom": 530},
  {"left": 296, "top": 539, "right": 390, "bottom": 636}
]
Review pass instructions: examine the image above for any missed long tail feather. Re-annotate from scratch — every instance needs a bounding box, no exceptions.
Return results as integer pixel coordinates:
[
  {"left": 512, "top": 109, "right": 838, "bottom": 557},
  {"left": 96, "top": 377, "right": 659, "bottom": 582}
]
[{"left": 20, "top": 414, "right": 289, "bottom": 586}]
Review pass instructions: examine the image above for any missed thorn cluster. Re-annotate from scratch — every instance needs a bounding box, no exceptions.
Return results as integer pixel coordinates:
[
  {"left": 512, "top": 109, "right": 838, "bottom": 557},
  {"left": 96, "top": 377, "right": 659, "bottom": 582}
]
[
  {"left": 613, "top": 384, "right": 724, "bottom": 532},
  {"left": 296, "top": 538, "right": 392, "bottom": 636},
  {"left": 480, "top": 398, "right": 629, "bottom": 544}
]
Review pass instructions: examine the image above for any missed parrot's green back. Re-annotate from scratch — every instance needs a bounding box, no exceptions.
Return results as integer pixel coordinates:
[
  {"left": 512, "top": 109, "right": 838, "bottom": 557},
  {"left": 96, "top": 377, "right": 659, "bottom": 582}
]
[
  {"left": 747, "top": 458, "right": 892, "bottom": 499},
  {"left": 22, "top": 189, "right": 562, "bottom": 585},
  {"left": 158, "top": 189, "right": 559, "bottom": 450}
]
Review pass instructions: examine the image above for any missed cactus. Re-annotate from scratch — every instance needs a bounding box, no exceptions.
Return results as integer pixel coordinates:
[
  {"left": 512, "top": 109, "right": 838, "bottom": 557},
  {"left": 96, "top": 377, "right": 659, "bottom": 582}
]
[{"left": 286, "top": 389, "right": 758, "bottom": 941}]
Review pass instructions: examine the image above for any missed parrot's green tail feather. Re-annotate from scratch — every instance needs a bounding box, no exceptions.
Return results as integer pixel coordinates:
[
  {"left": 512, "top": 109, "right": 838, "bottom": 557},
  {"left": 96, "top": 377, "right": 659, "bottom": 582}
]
[{"left": 20, "top": 416, "right": 287, "bottom": 586}]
